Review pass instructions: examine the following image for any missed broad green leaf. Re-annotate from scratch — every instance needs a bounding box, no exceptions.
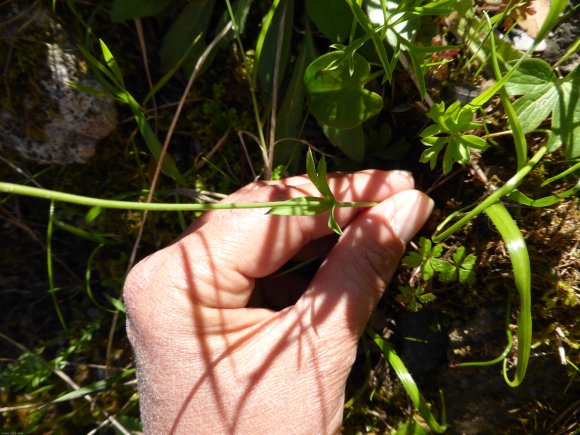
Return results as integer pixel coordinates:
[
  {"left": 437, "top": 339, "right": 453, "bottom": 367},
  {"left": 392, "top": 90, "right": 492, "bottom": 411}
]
[
  {"left": 402, "top": 251, "right": 423, "bottom": 268},
  {"left": 111, "top": 0, "right": 172, "bottom": 22},
  {"left": 420, "top": 124, "right": 443, "bottom": 138},
  {"left": 159, "top": 0, "right": 216, "bottom": 75},
  {"left": 267, "top": 196, "right": 333, "bottom": 216},
  {"left": 305, "top": 51, "right": 371, "bottom": 92},
  {"left": 323, "top": 125, "right": 366, "bottom": 161},
  {"left": 305, "top": 51, "right": 383, "bottom": 128},
  {"left": 504, "top": 59, "right": 555, "bottom": 95},
  {"left": 552, "top": 69, "right": 580, "bottom": 158},
  {"left": 512, "top": 85, "right": 558, "bottom": 133},
  {"left": 309, "top": 89, "right": 383, "bottom": 130},
  {"left": 306, "top": 0, "right": 352, "bottom": 43}
]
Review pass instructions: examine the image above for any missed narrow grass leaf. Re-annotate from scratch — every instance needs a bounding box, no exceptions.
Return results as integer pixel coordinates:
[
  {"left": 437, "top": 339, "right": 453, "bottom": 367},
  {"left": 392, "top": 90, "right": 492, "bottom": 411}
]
[
  {"left": 483, "top": 203, "right": 532, "bottom": 387},
  {"left": 432, "top": 145, "right": 548, "bottom": 242},
  {"left": 368, "top": 329, "right": 447, "bottom": 433},
  {"left": 266, "top": 197, "right": 332, "bottom": 216},
  {"left": 487, "top": 14, "right": 527, "bottom": 169},
  {"left": 541, "top": 161, "right": 580, "bottom": 186},
  {"left": 252, "top": 0, "right": 280, "bottom": 87},
  {"left": 144, "top": 34, "right": 203, "bottom": 104},
  {"left": 506, "top": 181, "right": 580, "bottom": 207},
  {"left": 47, "top": 202, "right": 67, "bottom": 333},
  {"left": 53, "top": 369, "right": 135, "bottom": 403},
  {"left": 120, "top": 92, "right": 185, "bottom": 184},
  {"left": 328, "top": 205, "right": 343, "bottom": 235},
  {"left": 99, "top": 39, "right": 125, "bottom": 88}
]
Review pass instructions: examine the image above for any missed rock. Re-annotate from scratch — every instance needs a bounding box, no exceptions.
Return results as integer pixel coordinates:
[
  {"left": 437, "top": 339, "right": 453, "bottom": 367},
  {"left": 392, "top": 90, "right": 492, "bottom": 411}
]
[
  {"left": 0, "top": 4, "right": 117, "bottom": 164},
  {"left": 541, "top": 3, "right": 579, "bottom": 74}
]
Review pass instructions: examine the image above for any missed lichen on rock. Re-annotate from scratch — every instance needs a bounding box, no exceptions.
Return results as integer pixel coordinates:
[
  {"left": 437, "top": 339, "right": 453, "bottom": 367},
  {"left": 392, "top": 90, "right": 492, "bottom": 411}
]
[{"left": 0, "top": 3, "right": 117, "bottom": 164}]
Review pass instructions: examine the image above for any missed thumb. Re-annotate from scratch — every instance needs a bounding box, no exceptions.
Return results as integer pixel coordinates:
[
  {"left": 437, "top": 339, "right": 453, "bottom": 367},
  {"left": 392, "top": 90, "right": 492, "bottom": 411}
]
[{"left": 294, "top": 189, "right": 434, "bottom": 344}]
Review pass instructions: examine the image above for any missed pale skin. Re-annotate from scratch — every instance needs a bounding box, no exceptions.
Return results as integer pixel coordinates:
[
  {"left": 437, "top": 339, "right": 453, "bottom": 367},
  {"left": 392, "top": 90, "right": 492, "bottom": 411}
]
[{"left": 124, "top": 169, "right": 434, "bottom": 434}]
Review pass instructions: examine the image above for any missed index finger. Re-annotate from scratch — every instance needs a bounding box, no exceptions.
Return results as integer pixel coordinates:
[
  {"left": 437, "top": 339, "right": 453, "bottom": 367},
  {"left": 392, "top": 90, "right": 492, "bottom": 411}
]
[{"left": 161, "top": 170, "right": 415, "bottom": 309}]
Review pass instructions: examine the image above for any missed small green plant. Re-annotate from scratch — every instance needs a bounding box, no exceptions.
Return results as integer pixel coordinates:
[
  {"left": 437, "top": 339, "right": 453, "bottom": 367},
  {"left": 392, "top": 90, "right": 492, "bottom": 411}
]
[
  {"left": 397, "top": 238, "right": 477, "bottom": 312},
  {"left": 419, "top": 101, "right": 488, "bottom": 174},
  {"left": 402, "top": 237, "right": 477, "bottom": 285},
  {"left": 396, "top": 284, "right": 436, "bottom": 312}
]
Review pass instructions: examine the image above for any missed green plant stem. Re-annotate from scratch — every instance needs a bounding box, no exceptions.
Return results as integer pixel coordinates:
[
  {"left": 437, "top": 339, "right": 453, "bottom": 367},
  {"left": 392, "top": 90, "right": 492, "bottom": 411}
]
[
  {"left": 486, "top": 13, "right": 527, "bottom": 170},
  {"left": 225, "top": 0, "right": 270, "bottom": 177},
  {"left": 432, "top": 144, "right": 548, "bottom": 242},
  {"left": 0, "top": 182, "right": 377, "bottom": 211},
  {"left": 47, "top": 201, "right": 68, "bottom": 333}
]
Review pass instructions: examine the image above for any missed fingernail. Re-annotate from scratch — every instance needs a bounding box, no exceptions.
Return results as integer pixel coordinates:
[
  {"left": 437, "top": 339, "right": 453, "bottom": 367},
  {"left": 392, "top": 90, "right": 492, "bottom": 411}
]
[{"left": 389, "top": 192, "right": 434, "bottom": 244}]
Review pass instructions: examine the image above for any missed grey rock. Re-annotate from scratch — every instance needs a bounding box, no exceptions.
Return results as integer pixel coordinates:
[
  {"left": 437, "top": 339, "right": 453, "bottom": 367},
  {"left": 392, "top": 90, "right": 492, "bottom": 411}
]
[{"left": 0, "top": 5, "right": 117, "bottom": 164}]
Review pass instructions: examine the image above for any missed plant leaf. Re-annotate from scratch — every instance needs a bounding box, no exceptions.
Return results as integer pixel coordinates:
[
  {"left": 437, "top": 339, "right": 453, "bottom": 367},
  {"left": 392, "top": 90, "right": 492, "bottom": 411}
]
[
  {"left": 505, "top": 59, "right": 555, "bottom": 95},
  {"left": 368, "top": 329, "right": 447, "bottom": 433},
  {"left": 483, "top": 202, "right": 532, "bottom": 387},
  {"left": 255, "top": 0, "right": 295, "bottom": 102},
  {"left": 267, "top": 197, "right": 333, "bottom": 216},
  {"left": 159, "top": 0, "right": 216, "bottom": 75},
  {"left": 111, "top": 0, "right": 172, "bottom": 22},
  {"left": 305, "top": 51, "right": 383, "bottom": 129},
  {"left": 328, "top": 204, "right": 343, "bottom": 235},
  {"left": 323, "top": 125, "right": 366, "bottom": 161},
  {"left": 306, "top": 0, "right": 352, "bottom": 43}
]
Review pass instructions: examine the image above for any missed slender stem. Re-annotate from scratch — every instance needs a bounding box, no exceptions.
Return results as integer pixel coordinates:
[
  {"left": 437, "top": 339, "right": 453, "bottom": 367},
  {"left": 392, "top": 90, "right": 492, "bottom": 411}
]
[
  {"left": 432, "top": 145, "right": 548, "bottom": 242},
  {"left": 0, "top": 182, "right": 378, "bottom": 212}
]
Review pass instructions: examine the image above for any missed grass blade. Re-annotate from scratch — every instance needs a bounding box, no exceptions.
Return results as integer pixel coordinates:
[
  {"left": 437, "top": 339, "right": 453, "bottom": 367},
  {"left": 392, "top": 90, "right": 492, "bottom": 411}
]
[
  {"left": 368, "top": 328, "right": 447, "bottom": 433},
  {"left": 47, "top": 201, "right": 67, "bottom": 333},
  {"left": 541, "top": 161, "right": 580, "bottom": 186},
  {"left": 483, "top": 202, "right": 532, "bottom": 387},
  {"left": 506, "top": 180, "right": 580, "bottom": 207},
  {"left": 486, "top": 14, "right": 527, "bottom": 170}
]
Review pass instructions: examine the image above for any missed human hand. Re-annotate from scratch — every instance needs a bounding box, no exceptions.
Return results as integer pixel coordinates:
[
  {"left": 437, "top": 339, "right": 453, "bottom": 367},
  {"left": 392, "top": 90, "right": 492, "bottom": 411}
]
[{"left": 124, "top": 170, "right": 433, "bottom": 434}]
